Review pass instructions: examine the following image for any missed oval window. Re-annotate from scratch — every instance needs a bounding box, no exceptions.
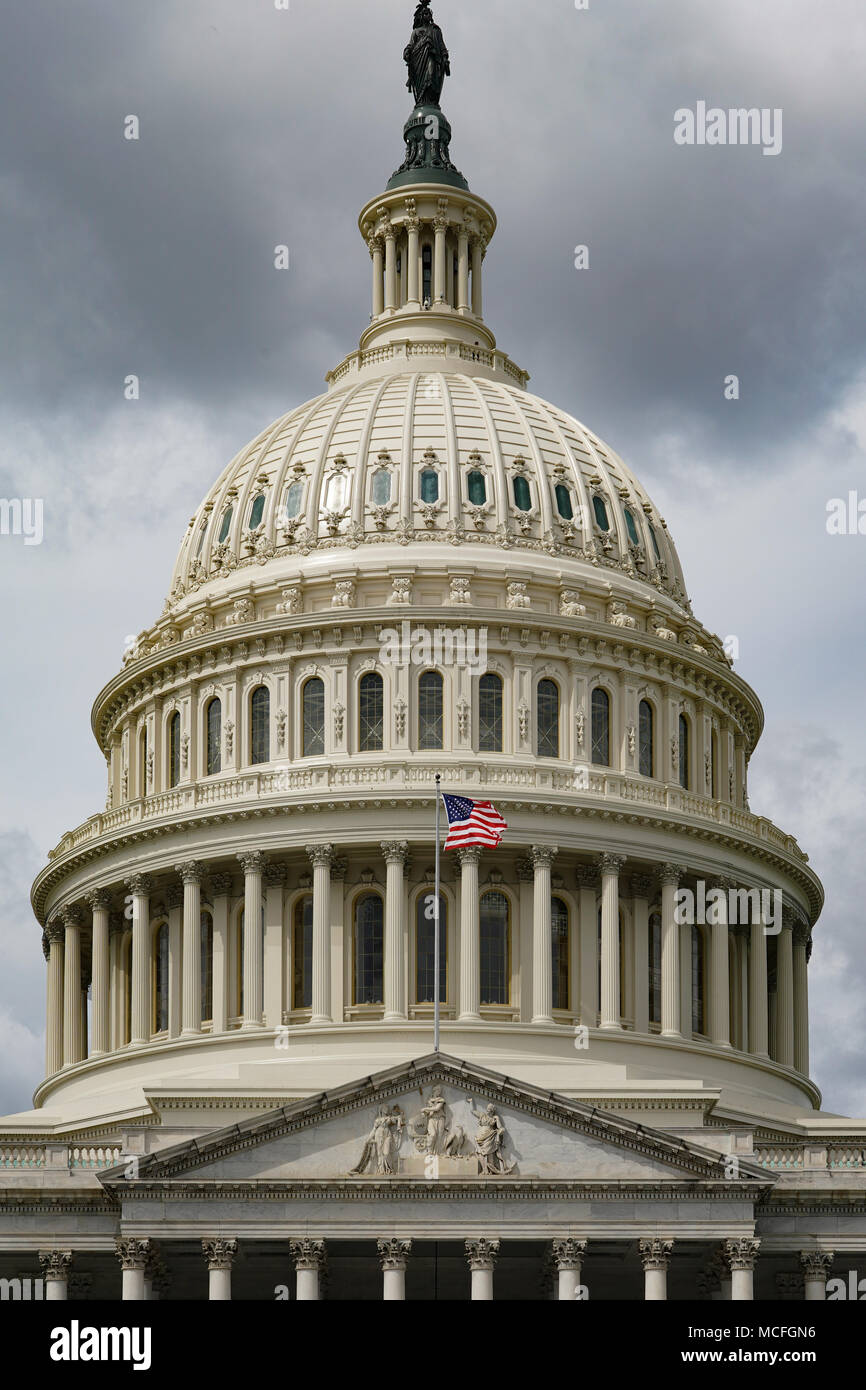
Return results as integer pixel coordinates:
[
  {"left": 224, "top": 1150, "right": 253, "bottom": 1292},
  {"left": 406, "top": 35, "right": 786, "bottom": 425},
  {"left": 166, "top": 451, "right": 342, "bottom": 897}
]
[
  {"left": 284, "top": 481, "right": 303, "bottom": 519},
  {"left": 555, "top": 484, "right": 573, "bottom": 521},
  {"left": 593, "top": 495, "right": 610, "bottom": 532},
  {"left": 371, "top": 469, "right": 391, "bottom": 505},
  {"left": 248, "top": 494, "right": 266, "bottom": 530},
  {"left": 512, "top": 476, "right": 531, "bottom": 512},
  {"left": 217, "top": 507, "right": 233, "bottom": 544},
  {"left": 624, "top": 507, "right": 640, "bottom": 546},
  {"left": 467, "top": 471, "right": 487, "bottom": 506},
  {"left": 420, "top": 469, "right": 439, "bottom": 504}
]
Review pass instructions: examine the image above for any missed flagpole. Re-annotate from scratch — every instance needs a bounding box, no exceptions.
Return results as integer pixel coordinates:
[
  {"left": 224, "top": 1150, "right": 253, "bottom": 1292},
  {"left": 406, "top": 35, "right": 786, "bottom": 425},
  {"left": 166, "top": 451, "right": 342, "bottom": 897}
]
[{"left": 434, "top": 773, "right": 441, "bottom": 1053}]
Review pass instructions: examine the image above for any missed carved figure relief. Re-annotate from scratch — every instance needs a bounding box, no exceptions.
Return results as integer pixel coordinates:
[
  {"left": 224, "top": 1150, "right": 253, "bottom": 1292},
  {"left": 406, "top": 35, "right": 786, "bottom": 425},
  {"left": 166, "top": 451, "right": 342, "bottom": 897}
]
[
  {"left": 469, "top": 1100, "right": 516, "bottom": 1175},
  {"left": 349, "top": 1105, "right": 405, "bottom": 1176}
]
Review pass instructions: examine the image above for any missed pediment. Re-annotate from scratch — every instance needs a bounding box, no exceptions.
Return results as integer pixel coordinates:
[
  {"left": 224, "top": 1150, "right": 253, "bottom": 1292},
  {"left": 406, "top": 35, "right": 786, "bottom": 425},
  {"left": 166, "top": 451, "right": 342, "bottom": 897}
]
[{"left": 101, "top": 1054, "right": 771, "bottom": 1189}]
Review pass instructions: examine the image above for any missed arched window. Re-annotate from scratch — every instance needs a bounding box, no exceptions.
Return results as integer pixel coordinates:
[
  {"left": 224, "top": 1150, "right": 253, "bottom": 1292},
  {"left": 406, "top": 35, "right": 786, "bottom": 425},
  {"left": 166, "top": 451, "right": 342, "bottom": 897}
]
[
  {"left": 206, "top": 698, "right": 222, "bottom": 777},
  {"left": 467, "top": 471, "right": 487, "bottom": 506},
  {"left": 168, "top": 712, "right": 181, "bottom": 789},
  {"left": 354, "top": 893, "right": 384, "bottom": 1005},
  {"left": 648, "top": 911, "right": 662, "bottom": 1026},
  {"left": 692, "top": 925, "right": 707, "bottom": 1035},
  {"left": 591, "top": 688, "right": 610, "bottom": 766},
  {"left": 593, "top": 495, "right": 610, "bottom": 531},
  {"left": 251, "top": 686, "right": 270, "bottom": 765},
  {"left": 292, "top": 895, "right": 313, "bottom": 1010},
  {"left": 416, "top": 892, "right": 447, "bottom": 1003},
  {"left": 555, "top": 484, "right": 573, "bottom": 521},
  {"left": 371, "top": 469, "right": 391, "bottom": 505},
  {"left": 302, "top": 678, "right": 325, "bottom": 757},
  {"left": 152, "top": 922, "right": 169, "bottom": 1034},
  {"left": 359, "top": 672, "right": 384, "bottom": 753},
  {"left": 512, "top": 475, "right": 531, "bottom": 512},
  {"left": 420, "top": 469, "right": 439, "bottom": 503},
  {"left": 217, "top": 506, "right": 233, "bottom": 544},
  {"left": 200, "top": 910, "right": 213, "bottom": 1025},
  {"left": 479, "top": 673, "right": 503, "bottom": 753},
  {"left": 418, "top": 671, "right": 443, "bottom": 750},
  {"left": 284, "top": 481, "right": 304, "bottom": 519},
  {"left": 638, "top": 699, "right": 654, "bottom": 778},
  {"left": 248, "top": 493, "right": 266, "bottom": 530},
  {"left": 536, "top": 679, "right": 559, "bottom": 758},
  {"left": 552, "top": 897, "right": 569, "bottom": 1011},
  {"left": 711, "top": 729, "right": 719, "bottom": 799},
  {"left": 679, "top": 713, "right": 690, "bottom": 790},
  {"left": 480, "top": 891, "right": 510, "bottom": 1005}
]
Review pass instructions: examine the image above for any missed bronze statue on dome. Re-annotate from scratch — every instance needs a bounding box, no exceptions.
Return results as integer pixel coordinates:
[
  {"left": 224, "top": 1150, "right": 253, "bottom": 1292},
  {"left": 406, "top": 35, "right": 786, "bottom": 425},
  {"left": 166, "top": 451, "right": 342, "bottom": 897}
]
[{"left": 404, "top": 3, "right": 451, "bottom": 107}]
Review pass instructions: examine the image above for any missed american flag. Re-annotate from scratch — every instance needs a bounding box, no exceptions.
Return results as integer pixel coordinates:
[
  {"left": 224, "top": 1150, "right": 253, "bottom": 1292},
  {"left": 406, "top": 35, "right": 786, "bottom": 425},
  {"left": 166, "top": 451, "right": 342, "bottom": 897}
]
[{"left": 441, "top": 794, "right": 508, "bottom": 850}]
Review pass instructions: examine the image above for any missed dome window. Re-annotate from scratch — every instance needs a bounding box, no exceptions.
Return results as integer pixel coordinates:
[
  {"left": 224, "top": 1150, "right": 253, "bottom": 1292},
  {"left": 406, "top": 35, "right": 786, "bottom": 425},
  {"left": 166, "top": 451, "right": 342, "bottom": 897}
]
[
  {"left": 536, "top": 679, "right": 559, "bottom": 759},
  {"left": 248, "top": 494, "right": 266, "bottom": 530},
  {"left": 359, "top": 672, "right": 384, "bottom": 753},
  {"left": 591, "top": 687, "right": 610, "bottom": 766},
  {"left": 168, "top": 712, "right": 181, "bottom": 789},
  {"left": 325, "top": 474, "right": 348, "bottom": 512},
  {"left": 648, "top": 523, "right": 662, "bottom": 563},
  {"left": 512, "top": 476, "right": 531, "bottom": 512},
  {"left": 206, "top": 698, "right": 222, "bottom": 777},
  {"left": 467, "top": 471, "right": 486, "bottom": 506},
  {"left": 418, "top": 671, "right": 444, "bottom": 750},
  {"left": 217, "top": 506, "right": 233, "bottom": 544},
  {"left": 371, "top": 469, "right": 392, "bottom": 506},
  {"left": 195, "top": 520, "right": 208, "bottom": 557},
  {"left": 284, "top": 481, "right": 304, "bottom": 520},
  {"left": 555, "top": 485, "right": 573, "bottom": 521},
  {"left": 302, "top": 678, "right": 325, "bottom": 758},
  {"left": 420, "top": 469, "right": 439, "bottom": 504},
  {"left": 479, "top": 672, "right": 503, "bottom": 753},
  {"left": 624, "top": 507, "right": 640, "bottom": 547},
  {"left": 250, "top": 686, "right": 270, "bottom": 765},
  {"left": 638, "top": 699, "right": 654, "bottom": 778},
  {"left": 592, "top": 495, "right": 610, "bottom": 532}
]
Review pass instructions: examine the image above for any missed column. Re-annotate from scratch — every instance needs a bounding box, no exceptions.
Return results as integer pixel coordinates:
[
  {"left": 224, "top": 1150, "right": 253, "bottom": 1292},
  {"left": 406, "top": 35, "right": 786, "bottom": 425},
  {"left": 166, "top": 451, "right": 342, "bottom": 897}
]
[
  {"left": 458, "top": 848, "right": 482, "bottom": 1021},
  {"left": 62, "top": 905, "right": 84, "bottom": 1065},
  {"left": 793, "top": 922, "right": 810, "bottom": 1075},
  {"left": 210, "top": 873, "right": 233, "bottom": 1035},
  {"left": 384, "top": 225, "right": 397, "bottom": 311},
  {"left": 117, "top": 1238, "right": 151, "bottom": 1301},
  {"left": 776, "top": 914, "right": 795, "bottom": 1068},
  {"left": 85, "top": 890, "right": 111, "bottom": 1058},
  {"left": 166, "top": 883, "right": 183, "bottom": 1039},
  {"left": 237, "top": 851, "right": 267, "bottom": 1029},
  {"left": 709, "top": 878, "right": 732, "bottom": 1049},
  {"left": 800, "top": 1250, "right": 833, "bottom": 1301},
  {"left": 44, "top": 921, "right": 65, "bottom": 1075},
  {"left": 406, "top": 216, "right": 420, "bottom": 309},
  {"left": 290, "top": 1239, "right": 325, "bottom": 1301},
  {"left": 679, "top": 890, "right": 692, "bottom": 1038},
  {"left": 725, "top": 1238, "right": 760, "bottom": 1300},
  {"left": 531, "top": 846, "right": 558, "bottom": 1024},
  {"left": 465, "top": 1239, "right": 499, "bottom": 1300},
  {"left": 109, "top": 914, "right": 125, "bottom": 1050},
  {"left": 264, "top": 863, "right": 287, "bottom": 1029},
  {"left": 471, "top": 235, "right": 485, "bottom": 317},
  {"left": 125, "top": 875, "right": 153, "bottom": 1047},
  {"left": 631, "top": 877, "right": 651, "bottom": 1035},
  {"left": 39, "top": 1250, "right": 72, "bottom": 1301},
  {"left": 177, "top": 861, "right": 205, "bottom": 1036},
  {"left": 599, "top": 854, "right": 625, "bottom": 1031},
  {"left": 640, "top": 1238, "right": 673, "bottom": 1301},
  {"left": 202, "top": 1238, "right": 237, "bottom": 1301},
  {"left": 306, "top": 845, "right": 334, "bottom": 1024},
  {"left": 576, "top": 865, "right": 598, "bottom": 1027},
  {"left": 378, "top": 1239, "right": 412, "bottom": 1301},
  {"left": 369, "top": 236, "right": 384, "bottom": 317},
  {"left": 457, "top": 224, "right": 470, "bottom": 311},
  {"left": 381, "top": 841, "right": 409, "bottom": 1022},
  {"left": 749, "top": 904, "right": 769, "bottom": 1058},
  {"left": 659, "top": 865, "right": 682, "bottom": 1038},
  {"left": 433, "top": 206, "right": 448, "bottom": 304},
  {"left": 552, "top": 1239, "right": 587, "bottom": 1301}
]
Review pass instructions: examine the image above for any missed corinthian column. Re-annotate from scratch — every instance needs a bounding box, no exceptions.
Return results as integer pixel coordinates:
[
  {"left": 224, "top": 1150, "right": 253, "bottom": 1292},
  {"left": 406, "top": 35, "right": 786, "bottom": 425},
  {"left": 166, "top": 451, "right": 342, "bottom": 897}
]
[
  {"left": 378, "top": 1239, "right": 412, "bottom": 1301},
  {"left": 552, "top": 1238, "right": 587, "bottom": 1301},
  {"left": 576, "top": 865, "right": 599, "bottom": 1027},
  {"left": 433, "top": 205, "right": 448, "bottom": 304},
  {"left": 86, "top": 890, "right": 111, "bottom": 1058},
  {"left": 631, "top": 876, "right": 652, "bottom": 1036},
  {"left": 640, "top": 1238, "right": 673, "bottom": 1300},
  {"left": 125, "top": 875, "right": 153, "bottom": 1046},
  {"left": 465, "top": 1238, "right": 499, "bottom": 1300},
  {"left": 793, "top": 922, "right": 810, "bottom": 1076},
  {"left": 776, "top": 913, "right": 795, "bottom": 1068},
  {"left": 62, "top": 905, "right": 84, "bottom": 1065},
  {"left": 531, "top": 846, "right": 558, "bottom": 1023},
  {"left": 598, "top": 854, "right": 626, "bottom": 1031},
  {"left": 749, "top": 904, "right": 770, "bottom": 1059},
  {"left": 381, "top": 841, "right": 409, "bottom": 1022},
  {"left": 177, "top": 861, "right": 205, "bottom": 1036},
  {"left": 202, "top": 1238, "right": 238, "bottom": 1301},
  {"left": 659, "top": 864, "right": 682, "bottom": 1038},
  {"left": 306, "top": 845, "right": 334, "bottom": 1024},
  {"left": 457, "top": 224, "right": 470, "bottom": 312},
  {"left": 39, "top": 1250, "right": 73, "bottom": 1301},
  {"left": 471, "top": 235, "right": 485, "bottom": 317},
  {"left": 458, "top": 847, "right": 482, "bottom": 1021},
  {"left": 800, "top": 1250, "right": 833, "bottom": 1301},
  {"left": 369, "top": 235, "right": 384, "bottom": 317},
  {"left": 44, "top": 921, "right": 65, "bottom": 1076},
  {"left": 725, "top": 1238, "right": 760, "bottom": 1300},
  {"left": 290, "top": 1239, "right": 325, "bottom": 1301},
  {"left": 406, "top": 215, "right": 420, "bottom": 309},
  {"left": 117, "top": 1238, "right": 152, "bottom": 1301},
  {"left": 237, "top": 852, "right": 267, "bottom": 1029},
  {"left": 710, "top": 878, "right": 732, "bottom": 1050}
]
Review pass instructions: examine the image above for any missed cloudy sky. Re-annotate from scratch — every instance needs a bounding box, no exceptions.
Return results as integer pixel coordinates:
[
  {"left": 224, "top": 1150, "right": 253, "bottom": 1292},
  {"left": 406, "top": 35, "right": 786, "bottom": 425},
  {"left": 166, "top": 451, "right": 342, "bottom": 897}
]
[{"left": 0, "top": 0, "right": 864, "bottom": 1117}]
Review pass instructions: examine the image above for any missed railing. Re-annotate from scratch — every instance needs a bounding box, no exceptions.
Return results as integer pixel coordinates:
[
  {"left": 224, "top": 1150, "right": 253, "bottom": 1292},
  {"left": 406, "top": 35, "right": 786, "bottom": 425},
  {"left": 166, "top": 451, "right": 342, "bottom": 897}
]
[
  {"left": 0, "top": 1145, "right": 45, "bottom": 1169},
  {"left": 0, "top": 1143, "right": 123, "bottom": 1171},
  {"left": 755, "top": 1144, "right": 866, "bottom": 1172},
  {"left": 68, "top": 1145, "right": 123, "bottom": 1169},
  {"left": 755, "top": 1146, "right": 805, "bottom": 1170}
]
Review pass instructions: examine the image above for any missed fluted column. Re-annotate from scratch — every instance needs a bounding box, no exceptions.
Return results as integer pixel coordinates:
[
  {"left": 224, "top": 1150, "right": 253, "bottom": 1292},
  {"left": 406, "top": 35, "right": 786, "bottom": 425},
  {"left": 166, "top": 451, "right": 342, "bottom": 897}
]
[
  {"left": 659, "top": 865, "right": 682, "bottom": 1038},
  {"left": 85, "top": 890, "right": 111, "bottom": 1058},
  {"left": 378, "top": 1239, "right": 412, "bottom": 1301},
  {"left": 291, "top": 1239, "right": 325, "bottom": 1301},
  {"left": 458, "top": 847, "right": 482, "bottom": 1021},
  {"left": 466, "top": 1239, "right": 499, "bottom": 1300},
  {"left": 177, "top": 861, "right": 205, "bottom": 1036},
  {"left": 202, "top": 1238, "right": 237, "bottom": 1301},
  {"left": 599, "top": 854, "right": 625, "bottom": 1030},
  {"left": 433, "top": 206, "right": 448, "bottom": 304},
  {"left": 776, "top": 915, "right": 795, "bottom": 1068},
  {"left": 44, "top": 921, "right": 65, "bottom": 1075},
  {"left": 109, "top": 914, "right": 125, "bottom": 1050},
  {"left": 531, "top": 846, "right": 558, "bottom": 1023},
  {"left": 306, "top": 845, "right": 334, "bottom": 1023},
  {"left": 117, "top": 1238, "right": 152, "bottom": 1301},
  {"left": 553, "top": 1239, "right": 587, "bottom": 1301},
  {"left": 471, "top": 235, "right": 485, "bottom": 317},
  {"left": 125, "top": 875, "right": 153, "bottom": 1046},
  {"left": 384, "top": 225, "right": 397, "bottom": 311},
  {"left": 793, "top": 922, "right": 810, "bottom": 1075},
  {"left": 631, "top": 877, "right": 652, "bottom": 1035},
  {"left": 457, "top": 225, "right": 470, "bottom": 311},
  {"left": 576, "top": 865, "right": 599, "bottom": 1027},
  {"left": 166, "top": 883, "right": 183, "bottom": 1040},
  {"left": 210, "top": 873, "right": 233, "bottom": 1035},
  {"left": 725, "top": 1238, "right": 760, "bottom": 1300},
  {"left": 39, "top": 1250, "right": 72, "bottom": 1301},
  {"left": 710, "top": 878, "right": 732, "bottom": 1050},
  {"left": 369, "top": 235, "right": 384, "bottom": 317},
  {"left": 640, "top": 1238, "right": 673, "bottom": 1300},
  {"left": 381, "top": 841, "right": 409, "bottom": 1022},
  {"left": 800, "top": 1250, "right": 833, "bottom": 1301},
  {"left": 264, "top": 863, "right": 288, "bottom": 1029},
  {"left": 749, "top": 905, "right": 770, "bottom": 1059},
  {"left": 62, "top": 905, "right": 84, "bottom": 1065},
  {"left": 237, "top": 852, "right": 266, "bottom": 1029},
  {"left": 406, "top": 216, "right": 420, "bottom": 309}
]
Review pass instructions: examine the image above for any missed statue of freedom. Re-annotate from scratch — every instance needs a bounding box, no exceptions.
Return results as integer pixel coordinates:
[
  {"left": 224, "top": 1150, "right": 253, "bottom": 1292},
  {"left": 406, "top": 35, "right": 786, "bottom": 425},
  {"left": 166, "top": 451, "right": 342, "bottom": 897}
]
[{"left": 404, "top": 3, "right": 451, "bottom": 107}]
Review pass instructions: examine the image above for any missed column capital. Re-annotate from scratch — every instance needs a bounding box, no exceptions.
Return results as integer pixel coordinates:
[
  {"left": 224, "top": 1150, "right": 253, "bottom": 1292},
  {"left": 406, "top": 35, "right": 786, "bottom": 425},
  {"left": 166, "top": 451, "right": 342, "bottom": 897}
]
[
  {"left": 552, "top": 1238, "right": 587, "bottom": 1271},
  {"left": 457, "top": 847, "right": 483, "bottom": 868},
  {"left": 115, "top": 1237, "right": 153, "bottom": 1272},
  {"left": 793, "top": 920, "right": 811, "bottom": 949},
  {"left": 575, "top": 864, "right": 598, "bottom": 889},
  {"left": 630, "top": 875, "right": 653, "bottom": 900},
  {"left": 724, "top": 1237, "right": 760, "bottom": 1271},
  {"left": 377, "top": 1238, "right": 412, "bottom": 1271},
  {"left": 290, "top": 1238, "right": 326, "bottom": 1272},
  {"left": 85, "top": 888, "right": 112, "bottom": 913},
  {"left": 209, "top": 872, "right": 234, "bottom": 899},
  {"left": 166, "top": 883, "right": 184, "bottom": 911},
  {"left": 237, "top": 851, "right": 268, "bottom": 876},
  {"left": 531, "top": 845, "right": 559, "bottom": 870},
  {"left": 639, "top": 1237, "right": 674, "bottom": 1271},
  {"left": 124, "top": 874, "right": 153, "bottom": 898},
  {"left": 202, "top": 1237, "right": 238, "bottom": 1271},
  {"left": 264, "top": 862, "right": 288, "bottom": 888},
  {"left": 800, "top": 1250, "right": 833, "bottom": 1280},
  {"left": 380, "top": 840, "right": 410, "bottom": 867},
  {"left": 306, "top": 844, "right": 335, "bottom": 870},
  {"left": 38, "top": 1249, "right": 73, "bottom": 1280},
  {"left": 330, "top": 856, "right": 348, "bottom": 881},
  {"left": 598, "top": 853, "right": 626, "bottom": 876},
  {"left": 61, "top": 904, "right": 84, "bottom": 928},
  {"left": 657, "top": 863, "right": 683, "bottom": 888},
  {"left": 175, "top": 860, "right": 207, "bottom": 885},
  {"left": 46, "top": 919, "right": 66, "bottom": 946},
  {"left": 465, "top": 1238, "right": 500, "bottom": 1271},
  {"left": 515, "top": 858, "right": 535, "bottom": 883}
]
